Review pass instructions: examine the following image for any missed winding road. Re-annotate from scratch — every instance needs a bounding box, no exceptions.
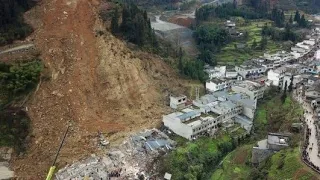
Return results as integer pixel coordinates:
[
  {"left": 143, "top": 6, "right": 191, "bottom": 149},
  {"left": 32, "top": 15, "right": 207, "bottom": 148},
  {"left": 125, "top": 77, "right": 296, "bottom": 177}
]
[
  {"left": 303, "top": 101, "right": 320, "bottom": 167},
  {"left": 296, "top": 91, "right": 320, "bottom": 168}
]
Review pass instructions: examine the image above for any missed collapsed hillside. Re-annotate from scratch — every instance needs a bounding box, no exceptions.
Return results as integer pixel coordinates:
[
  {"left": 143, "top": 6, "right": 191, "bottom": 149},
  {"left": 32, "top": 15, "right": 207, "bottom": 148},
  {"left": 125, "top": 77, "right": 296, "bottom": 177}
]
[{"left": 11, "top": 0, "right": 187, "bottom": 178}]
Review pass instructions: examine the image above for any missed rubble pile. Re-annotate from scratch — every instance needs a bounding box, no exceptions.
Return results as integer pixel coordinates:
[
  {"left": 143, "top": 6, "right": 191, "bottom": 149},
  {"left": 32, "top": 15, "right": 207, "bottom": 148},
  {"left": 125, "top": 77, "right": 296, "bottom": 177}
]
[{"left": 55, "top": 129, "right": 175, "bottom": 179}]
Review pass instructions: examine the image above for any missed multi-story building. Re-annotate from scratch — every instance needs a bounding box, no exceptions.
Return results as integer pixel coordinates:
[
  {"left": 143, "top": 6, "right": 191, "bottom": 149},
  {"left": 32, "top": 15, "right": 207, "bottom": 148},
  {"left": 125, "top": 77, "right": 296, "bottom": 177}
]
[
  {"left": 169, "top": 95, "right": 187, "bottom": 109},
  {"left": 210, "top": 91, "right": 257, "bottom": 120},
  {"left": 252, "top": 133, "right": 290, "bottom": 165},
  {"left": 231, "top": 80, "right": 265, "bottom": 100},
  {"left": 235, "top": 61, "right": 266, "bottom": 79},
  {"left": 162, "top": 102, "right": 242, "bottom": 140},
  {"left": 206, "top": 78, "right": 235, "bottom": 92},
  {"left": 267, "top": 66, "right": 287, "bottom": 86},
  {"left": 204, "top": 65, "right": 226, "bottom": 79}
]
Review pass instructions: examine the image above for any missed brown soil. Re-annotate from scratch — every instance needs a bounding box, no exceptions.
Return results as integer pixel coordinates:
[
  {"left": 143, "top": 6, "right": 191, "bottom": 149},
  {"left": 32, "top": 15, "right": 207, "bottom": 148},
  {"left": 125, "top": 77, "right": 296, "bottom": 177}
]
[
  {"left": 233, "top": 147, "right": 248, "bottom": 165},
  {"left": 168, "top": 16, "right": 194, "bottom": 28},
  {"left": 10, "top": 0, "right": 187, "bottom": 179},
  {"left": 293, "top": 168, "right": 318, "bottom": 180}
]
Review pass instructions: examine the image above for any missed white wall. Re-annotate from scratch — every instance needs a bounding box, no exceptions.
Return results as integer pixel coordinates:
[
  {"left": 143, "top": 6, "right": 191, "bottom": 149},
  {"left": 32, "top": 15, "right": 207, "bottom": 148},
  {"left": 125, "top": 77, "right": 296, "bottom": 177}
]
[
  {"left": 163, "top": 116, "right": 193, "bottom": 139},
  {"left": 267, "top": 70, "right": 282, "bottom": 86}
]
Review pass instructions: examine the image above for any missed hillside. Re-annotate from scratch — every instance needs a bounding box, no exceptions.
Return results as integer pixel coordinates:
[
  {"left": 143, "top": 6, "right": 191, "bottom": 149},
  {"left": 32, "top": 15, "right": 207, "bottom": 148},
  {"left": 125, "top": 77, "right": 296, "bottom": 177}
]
[{"left": 10, "top": 0, "right": 187, "bottom": 178}]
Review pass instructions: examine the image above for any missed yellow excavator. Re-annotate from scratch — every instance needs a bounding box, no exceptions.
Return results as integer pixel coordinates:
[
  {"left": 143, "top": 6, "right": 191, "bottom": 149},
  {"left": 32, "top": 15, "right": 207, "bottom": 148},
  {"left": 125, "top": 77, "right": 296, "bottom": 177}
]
[{"left": 45, "top": 125, "right": 70, "bottom": 180}]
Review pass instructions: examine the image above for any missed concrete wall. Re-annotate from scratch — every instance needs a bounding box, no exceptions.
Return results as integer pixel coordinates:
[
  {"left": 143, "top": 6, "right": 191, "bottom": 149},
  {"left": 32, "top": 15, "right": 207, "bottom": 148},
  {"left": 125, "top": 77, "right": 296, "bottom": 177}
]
[
  {"left": 243, "top": 106, "right": 255, "bottom": 120},
  {"left": 267, "top": 70, "right": 283, "bottom": 86},
  {"left": 306, "top": 90, "right": 320, "bottom": 99},
  {"left": 163, "top": 116, "right": 193, "bottom": 139},
  {"left": 251, "top": 148, "right": 274, "bottom": 164}
]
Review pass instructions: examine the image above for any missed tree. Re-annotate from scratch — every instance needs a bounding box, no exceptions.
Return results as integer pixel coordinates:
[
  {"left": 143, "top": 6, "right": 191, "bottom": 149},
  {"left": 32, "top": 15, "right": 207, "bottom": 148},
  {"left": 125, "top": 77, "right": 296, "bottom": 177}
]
[
  {"left": 111, "top": 8, "right": 119, "bottom": 34},
  {"left": 178, "top": 47, "right": 183, "bottom": 73},
  {"left": 197, "top": 49, "right": 216, "bottom": 66},
  {"left": 299, "top": 14, "right": 307, "bottom": 28},
  {"left": 288, "top": 75, "right": 293, "bottom": 92},
  {"left": 259, "top": 36, "right": 268, "bottom": 50},
  {"left": 119, "top": 4, "right": 158, "bottom": 48},
  {"left": 289, "top": 15, "right": 293, "bottom": 24},
  {"left": 294, "top": 10, "right": 300, "bottom": 22},
  {"left": 251, "top": 38, "right": 257, "bottom": 49},
  {"left": 281, "top": 81, "right": 287, "bottom": 103}
]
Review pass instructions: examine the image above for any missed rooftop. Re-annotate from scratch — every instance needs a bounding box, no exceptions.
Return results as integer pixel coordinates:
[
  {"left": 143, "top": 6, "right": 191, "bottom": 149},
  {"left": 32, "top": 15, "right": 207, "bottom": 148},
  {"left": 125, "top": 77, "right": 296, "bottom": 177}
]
[
  {"left": 207, "top": 78, "right": 226, "bottom": 84},
  {"left": 308, "top": 75, "right": 319, "bottom": 81},
  {"left": 267, "top": 132, "right": 290, "bottom": 146},
  {"left": 273, "top": 66, "right": 287, "bottom": 74},
  {"left": 239, "top": 61, "right": 263, "bottom": 70},
  {"left": 233, "top": 80, "right": 263, "bottom": 91},
  {"left": 177, "top": 110, "right": 200, "bottom": 121}
]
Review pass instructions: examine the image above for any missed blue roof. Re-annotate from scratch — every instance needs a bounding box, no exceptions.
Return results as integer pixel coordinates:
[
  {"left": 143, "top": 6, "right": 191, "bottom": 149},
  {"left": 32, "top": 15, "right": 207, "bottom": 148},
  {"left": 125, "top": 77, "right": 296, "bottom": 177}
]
[
  {"left": 177, "top": 110, "right": 199, "bottom": 120},
  {"left": 145, "top": 139, "right": 172, "bottom": 151}
]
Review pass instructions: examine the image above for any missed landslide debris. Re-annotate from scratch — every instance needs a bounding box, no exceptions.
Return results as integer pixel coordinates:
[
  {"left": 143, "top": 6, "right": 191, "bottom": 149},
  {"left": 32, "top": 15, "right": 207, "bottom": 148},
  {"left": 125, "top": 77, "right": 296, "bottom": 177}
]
[{"left": 11, "top": 0, "right": 187, "bottom": 178}]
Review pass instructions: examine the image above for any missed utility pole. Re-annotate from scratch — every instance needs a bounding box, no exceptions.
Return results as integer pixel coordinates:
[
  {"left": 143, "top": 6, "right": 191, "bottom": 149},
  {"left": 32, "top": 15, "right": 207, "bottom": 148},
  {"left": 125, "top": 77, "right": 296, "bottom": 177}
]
[{"left": 46, "top": 124, "right": 70, "bottom": 180}]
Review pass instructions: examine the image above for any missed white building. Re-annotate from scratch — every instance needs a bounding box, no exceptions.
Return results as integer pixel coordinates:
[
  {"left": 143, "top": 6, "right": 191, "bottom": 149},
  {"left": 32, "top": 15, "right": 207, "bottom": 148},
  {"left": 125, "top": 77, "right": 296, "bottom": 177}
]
[
  {"left": 204, "top": 65, "right": 226, "bottom": 79},
  {"left": 170, "top": 95, "right": 187, "bottom": 109},
  {"left": 206, "top": 78, "right": 234, "bottom": 92},
  {"left": 315, "top": 50, "right": 320, "bottom": 60},
  {"left": 267, "top": 67, "right": 287, "bottom": 86},
  {"left": 281, "top": 73, "right": 303, "bottom": 90},
  {"left": 226, "top": 70, "right": 239, "bottom": 78},
  {"left": 210, "top": 91, "right": 257, "bottom": 120},
  {"left": 235, "top": 62, "right": 266, "bottom": 79},
  {"left": 164, "top": 92, "right": 258, "bottom": 140},
  {"left": 231, "top": 80, "right": 265, "bottom": 100},
  {"left": 163, "top": 103, "right": 241, "bottom": 140},
  {"left": 303, "top": 39, "right": 316, "bottom": 46}
]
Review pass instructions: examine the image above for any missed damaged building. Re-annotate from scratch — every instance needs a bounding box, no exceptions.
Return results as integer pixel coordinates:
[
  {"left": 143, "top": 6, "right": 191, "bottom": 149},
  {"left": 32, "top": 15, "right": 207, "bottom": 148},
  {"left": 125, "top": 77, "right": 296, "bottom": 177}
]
[{"left": 55, "top": 129, "right": 175, "bottom": 180}]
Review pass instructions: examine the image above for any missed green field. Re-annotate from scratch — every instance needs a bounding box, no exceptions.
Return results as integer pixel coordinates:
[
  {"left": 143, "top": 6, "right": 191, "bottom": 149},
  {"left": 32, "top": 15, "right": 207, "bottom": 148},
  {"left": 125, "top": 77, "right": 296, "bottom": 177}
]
[
  {"left": 216, "top": 19, "right": 284, "bottom": 65},
  {"left": 211, "top": 146, "right": 319, "bottom": 180},
  {"left": 211, "top": 144, "right": 253, "bottom": 180},
  {"left": 161, "top": 134, "right": 235, "bottom": 179},
  {"left": 254, "top": 94, "right": 303, "bottom": 138},
  {"left": 266, "top": 148, "right": 317, "bottom": 180}
]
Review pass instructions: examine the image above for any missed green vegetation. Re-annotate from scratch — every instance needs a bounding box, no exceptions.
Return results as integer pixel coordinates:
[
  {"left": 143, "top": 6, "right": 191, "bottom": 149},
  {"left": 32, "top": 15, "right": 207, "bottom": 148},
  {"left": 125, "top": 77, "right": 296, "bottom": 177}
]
[
  {"left": 161, "top": 135, "right": 236, "bottom": 180},
  {"left": 215, "top": 20, "right": 282, "bottom": 65},
  {"left": 292, "top": 0, "right": 320, "bottom": 13},
  {"left": 211, "top": 145, "right": 253, "bottom": 180},
  {"left": 0, "top": 60, "right": 42, "bottom": 152},
  {"left": 180, "top": 58, "right": 208, "bottom": 82},
  {"left": 194, "top": 1, "right": 310, "bottom": 65},
  {"left": 193, "top": 24, "right": 230, "bottom": 66},
  {"left": 195, "top": 3, "right": 266, "bottom": 22},
  {"left": 0, "top": 0, "right": 35, "bottom": 45},
  {"left": 265, "top": 148, "right": 316, "bottom": 180},
  {"left": 254, "top": 92, "right": 303, "bottom": 138},
  {"left": 111, "top": 3, "right": 158, "bottom": 48},
  {"left": 210, "top": 89, "right": 317, "bottom": 180},
  {"left": 293, "top": 10, "right": 309, "bottom": 28},
  {"left": 0, "top": 61, "right": 42, "bottom": 97},
  {"left": 180, "top": 0, "right": 196, "bottom": 11},
  {"left": 211, "top": 146, "right": 318, "bottom": 180},
  {"left": 271, "top": 8, "right": 285, "bottom": 27}
]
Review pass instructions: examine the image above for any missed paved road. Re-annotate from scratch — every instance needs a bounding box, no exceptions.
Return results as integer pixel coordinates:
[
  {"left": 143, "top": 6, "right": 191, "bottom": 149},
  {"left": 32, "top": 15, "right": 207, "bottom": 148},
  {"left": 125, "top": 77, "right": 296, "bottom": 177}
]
[
  {"left": 296, "top": 91, "right": 320, "bottom": 167},
  {"left": 303, "top": 102, "right": 320, "bottom": 167},
  {"left": 0, "top": 44, "right": 34, "bottom": 55}
]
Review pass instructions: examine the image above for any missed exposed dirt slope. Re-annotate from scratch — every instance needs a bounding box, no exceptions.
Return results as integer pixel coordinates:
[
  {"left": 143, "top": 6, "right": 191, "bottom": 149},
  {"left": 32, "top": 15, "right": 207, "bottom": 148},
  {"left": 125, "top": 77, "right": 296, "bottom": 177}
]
[{"left": 11, "top": 0, "right": 186, "bottom": 178}]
